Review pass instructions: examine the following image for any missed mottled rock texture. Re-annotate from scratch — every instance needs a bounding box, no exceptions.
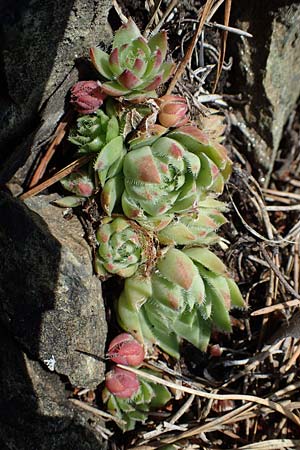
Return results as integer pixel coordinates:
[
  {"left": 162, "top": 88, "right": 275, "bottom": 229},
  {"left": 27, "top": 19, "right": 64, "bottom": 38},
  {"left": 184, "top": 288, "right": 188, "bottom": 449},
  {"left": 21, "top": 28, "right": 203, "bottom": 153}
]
[
  {"left": 0, "top": 0, "right": 112, "bottom": 183},
  {"left": 230, "top": 1, "right": 300, "bottom": 177},
  {"left": 0, "top": 328, "right": 107, "bottom": 450},
  {"left": 0, "top": 193, "right": 107, "bottom": 388}
]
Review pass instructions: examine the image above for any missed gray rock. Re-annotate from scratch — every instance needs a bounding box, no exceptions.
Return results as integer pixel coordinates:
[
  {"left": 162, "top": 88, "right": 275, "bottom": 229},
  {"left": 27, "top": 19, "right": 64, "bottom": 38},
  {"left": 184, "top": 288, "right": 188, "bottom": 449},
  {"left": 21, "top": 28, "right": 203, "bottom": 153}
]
[
  {"left": 0, "top": 327, "right": 107, "bottom": 450},
  {"left": 230, "top": 1, "right": 300, "bottom": 180},
  {"left": 0, "top": 0, "right": 112, "bottom": 182},
  {"left": 0, "top": 192, "right": 107, "bottom": 388}
]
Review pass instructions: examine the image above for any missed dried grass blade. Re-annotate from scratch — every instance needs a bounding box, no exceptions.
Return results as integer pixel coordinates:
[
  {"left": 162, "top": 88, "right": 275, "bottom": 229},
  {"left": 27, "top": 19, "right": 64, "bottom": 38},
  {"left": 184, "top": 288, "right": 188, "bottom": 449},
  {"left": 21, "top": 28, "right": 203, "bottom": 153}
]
[
  {"left": 29, "top": 110, "right": 74, "bottom": 188},
  {"left": 70, "top": 398, "right": 126, "bottom": 426},
  {"left": 251, "top": 299, "right": 300, "bottom": 316},
  {"left": 212, "top": 0, "right": 232, "bottom": 92},
  {"left": 118, "top": 364, "right": 300, "bottom": 427},
  {"left": 166, "top": 0, "right": 215, "bottom": 94},
  {"left": 19, "top": 154, "right": 94, "bottom": 200},
  {"left": 225, "top": 439, "right": 300, "bottom": 450}
]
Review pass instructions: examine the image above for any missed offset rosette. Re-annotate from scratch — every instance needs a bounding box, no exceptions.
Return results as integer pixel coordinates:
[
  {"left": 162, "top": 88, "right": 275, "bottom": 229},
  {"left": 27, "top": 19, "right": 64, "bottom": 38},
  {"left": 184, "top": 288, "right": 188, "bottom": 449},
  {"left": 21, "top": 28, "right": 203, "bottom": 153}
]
[
  {"left": 95, "top": 217, "right": 155, "bottom": 278},
  {"left": 90, "top": 18, "right": 175, "bottom": 100},
  {"left": 68, "top": 108, "right": 125, "bottom": 188},
  {"left": 103, "top": 367, "right": 171, "bottom": 431},
  {"left": 117, "top": 248, "right": 244, "bottom": 358},
  {"left": 68, "top": 108, "right": 120, "bottom": 155}
]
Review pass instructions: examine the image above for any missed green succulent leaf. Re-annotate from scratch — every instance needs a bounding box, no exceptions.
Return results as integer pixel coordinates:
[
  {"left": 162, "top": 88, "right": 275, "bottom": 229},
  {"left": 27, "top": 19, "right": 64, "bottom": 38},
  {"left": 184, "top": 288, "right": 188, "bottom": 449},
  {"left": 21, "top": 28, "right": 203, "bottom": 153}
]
[
  {"left": 53, "top": 196, "right": 85, "bottom": 208},
  {"left": 148, "top": 381, "right": 172, "bottom": 408},
  {"left": 101, "top": 80, "right": 131, "bottom": 96},
  {"left": 141, "top": 303, "right": 180, "bottom": 358},
  {"left": 101, "top": 174, "right": 125, "bottom": 215},
  {"left": 90, "top": 48, "right": 114, "bottom": 79},
  {"left": 148, "top": 31, "right": 168, "bottom": 59},
  {"left": 113, "top": 18, "right": 142, "bottom": 48},
  {"left": 106, "top": 115, "right": 120, "bottom": 142},
  {"left": 157, "top": 248, "right": 198, "bottom": 290},
  {"left": 157, "top": 206, "right": 227, "bottom": 246},
  {"left": 94, "top": 135, "right": 124, "bottom": 187},
  {"left": 207, "top": 283, "right": 232, "bottom": 332},
  {"left": 139, "top": 379, "right": 155, "bottom": 404},
  {"left": 183, "top": 247, "right": 228, "bottom": 276},
  {"left": 173, "top": 306, "right": 211, "bottom": 351},
  {"left": 60, "top": 167, "right": 94, "bottom": 198},
  {"left": 227, "top": 278, "right": 245, "bottom": 308}
]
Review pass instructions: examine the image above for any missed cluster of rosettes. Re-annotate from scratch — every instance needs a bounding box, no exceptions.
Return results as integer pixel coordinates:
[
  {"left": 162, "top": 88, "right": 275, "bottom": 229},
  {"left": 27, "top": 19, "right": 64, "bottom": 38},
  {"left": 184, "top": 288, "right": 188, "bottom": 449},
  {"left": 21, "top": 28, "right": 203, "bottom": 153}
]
[
  {"left": 104, "top": 333, "right": 171, "bottom": 430},
  {"left": 61, "top": 18, "right": 244, "bottom": 430}
]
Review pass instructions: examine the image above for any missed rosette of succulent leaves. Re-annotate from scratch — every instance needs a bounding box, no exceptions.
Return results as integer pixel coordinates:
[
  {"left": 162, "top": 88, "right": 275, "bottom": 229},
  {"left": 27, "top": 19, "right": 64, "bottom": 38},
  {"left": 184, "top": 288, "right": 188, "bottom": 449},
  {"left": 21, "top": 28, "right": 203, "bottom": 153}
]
[{"left": 57, "top": 17, "right": 245, "bottom": 428}]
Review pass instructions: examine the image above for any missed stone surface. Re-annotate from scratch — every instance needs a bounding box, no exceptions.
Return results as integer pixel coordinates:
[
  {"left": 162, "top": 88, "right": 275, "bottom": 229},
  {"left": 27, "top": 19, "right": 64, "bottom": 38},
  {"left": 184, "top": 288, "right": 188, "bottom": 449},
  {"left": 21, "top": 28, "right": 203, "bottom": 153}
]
[
  {"left": 0, "top": 327, "right": 107, "bottom": 450},
  {"left": 230, "top": 1, "right": 300, "bottom": 178},
  {"left": 0, "top": 0, "right": 112, "bottom": 182},
  {"left": 0, "top": 192, "right": 107, "bottom": 388}
]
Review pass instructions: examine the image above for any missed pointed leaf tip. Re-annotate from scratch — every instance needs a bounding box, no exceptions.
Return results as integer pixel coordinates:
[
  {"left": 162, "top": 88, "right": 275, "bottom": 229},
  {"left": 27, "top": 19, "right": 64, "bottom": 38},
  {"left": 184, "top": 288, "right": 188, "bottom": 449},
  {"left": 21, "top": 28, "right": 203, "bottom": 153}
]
[{"left": 157, "top": 248, "right": 196, "bottom": 290}]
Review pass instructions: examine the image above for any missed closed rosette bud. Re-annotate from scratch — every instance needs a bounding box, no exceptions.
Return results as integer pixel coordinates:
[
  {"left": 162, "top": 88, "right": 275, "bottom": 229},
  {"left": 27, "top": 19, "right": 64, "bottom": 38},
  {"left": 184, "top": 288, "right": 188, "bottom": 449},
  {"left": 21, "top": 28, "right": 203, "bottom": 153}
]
[
  {"left": 108, "top": 333, "right": 145, "bottom": 366},
  {"left": 90, "top": 18, "right": 175, "bottom": 101},
  {"left": 156, "top": 95, "right": 189, "bottom": 128},
  {"left": 70, "top": 80, "right": 106, "bottom": 114},
  {"left": 95, "top": 217, "right": 155, "bottom": 278},
  {"left": 105, "top": 367, "right": 140, "bottom": 399},
  {"left": 103, "top": 367, "right": 171, "bottom": 430}
]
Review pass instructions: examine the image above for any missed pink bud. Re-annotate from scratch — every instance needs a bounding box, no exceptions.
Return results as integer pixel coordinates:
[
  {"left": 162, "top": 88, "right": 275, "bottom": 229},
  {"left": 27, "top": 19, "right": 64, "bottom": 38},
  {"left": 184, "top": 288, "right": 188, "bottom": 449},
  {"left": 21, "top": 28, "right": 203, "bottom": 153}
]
[
  {"left": 108, "top": 333, "right": 145, "bottom": 366},
  {"left": 105, "top": 367, "right": 140, "bottom": 399},
  {"left": 77, "top": 181, "right": 94, "bottom": 197},
  {"left": 70, "top": 80, "right": 106, "bottom": 114},
  {"left": 209, "top": 344, "right": 223, "bottom": 357},
  {"left": 156, "top": 95, "right": 189, "bottom": 128}
]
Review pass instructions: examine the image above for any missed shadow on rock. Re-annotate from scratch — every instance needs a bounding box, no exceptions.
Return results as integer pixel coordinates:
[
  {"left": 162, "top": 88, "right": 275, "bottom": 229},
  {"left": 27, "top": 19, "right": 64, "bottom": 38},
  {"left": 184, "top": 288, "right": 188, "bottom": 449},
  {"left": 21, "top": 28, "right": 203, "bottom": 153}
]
[
  {"left": 0, "top": 192, "right": 107, "bottom": 449},
  {"left": 0, "top": 0, "right": 111, "bottom": 185}
]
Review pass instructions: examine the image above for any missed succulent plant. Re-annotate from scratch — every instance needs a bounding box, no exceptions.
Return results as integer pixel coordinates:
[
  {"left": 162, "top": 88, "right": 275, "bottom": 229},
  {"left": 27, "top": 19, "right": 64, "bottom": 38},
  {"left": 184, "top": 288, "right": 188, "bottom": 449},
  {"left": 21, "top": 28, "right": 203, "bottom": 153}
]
[
  {"left": 156, "top": 95, "right": 189, "bottom": 128},
  {"left": 70, "top": 80, "right": 107, "bottom": 114},
  {"left": 107, "top": 333, "right": 145, "bottom": 366},
  {"left": 101, "top": 123, "right": 231, "bottom": 227},
  {"left": 95, "top": 216, "right": 155, "bottom": 278},
  {"left": 90, "top": 18, "right": 175, "bottom": 100},
  {"left": 68, "top": 108, "right": 120, "bottom": 154},
  {"left": 117, "top": 247, "right": 244, "bottom": 358},
  {"left": 58, "top": 12, "right": 245, "bottom": 433},
  {"left": 67, "top": 108, "right": 128, "bottom": 191},
  {"left": 103, "top": 367, "right": 171, "bottom": 430},
  {"left": 56, "top": 165, "right": 96, "bottom": 207},
  {"left": 105, "top": 367, "right": 140, "bottom": 399}
]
